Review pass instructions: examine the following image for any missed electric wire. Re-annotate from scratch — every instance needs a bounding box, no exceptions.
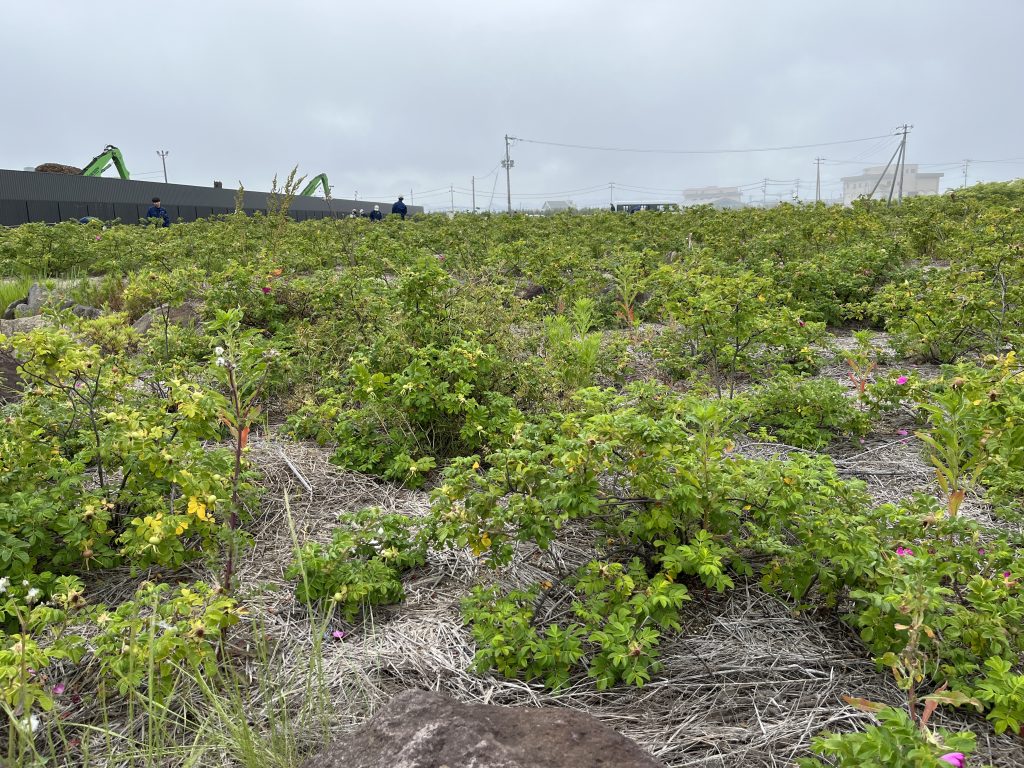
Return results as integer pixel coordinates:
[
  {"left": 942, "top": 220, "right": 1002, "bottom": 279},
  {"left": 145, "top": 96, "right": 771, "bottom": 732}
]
[{"left": 508, "top": 131, "right": 896, "bottom": 156}]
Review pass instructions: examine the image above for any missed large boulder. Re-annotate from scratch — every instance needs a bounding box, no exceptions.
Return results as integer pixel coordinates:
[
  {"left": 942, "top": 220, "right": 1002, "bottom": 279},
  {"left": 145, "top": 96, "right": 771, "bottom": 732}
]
[
  {"left": 26, "top": 283, "right": 51, "bottom": 313},
  {"left": 301, "top": 689, "right": 663, "bottom": 768},
  {"left": 132, "top": 301, "right": 202, "bottom": 334},
  {"left": 0, "top": 315, "right": 47, "bottom": 335}
]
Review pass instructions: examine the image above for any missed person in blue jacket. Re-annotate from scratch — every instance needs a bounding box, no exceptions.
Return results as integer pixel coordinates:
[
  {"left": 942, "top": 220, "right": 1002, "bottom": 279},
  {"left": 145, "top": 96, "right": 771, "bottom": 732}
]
[
  {"left": 391, "top": 195, "right": 408, "bottom": 219},
  {"left": 146, "top": 197, "right": 170, "bottom": 227},
  {"left": 369, "top": 204, "right": 383, "bottom": 222}
]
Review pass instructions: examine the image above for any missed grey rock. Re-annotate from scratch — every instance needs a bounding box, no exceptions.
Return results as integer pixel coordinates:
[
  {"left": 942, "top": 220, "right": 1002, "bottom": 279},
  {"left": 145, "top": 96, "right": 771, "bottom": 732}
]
[
  {"left": 26, "top": 283, "right": 49, "bottom": 312},
  {"left": 2, "top": 298, "right": 28, "bottom": 320},
  {"left": 132, "top": 301, "right": 201, "bottom": 334},
  {"left": 0, "top": 315, "right": 47, "bottom": 335},
  {"left": 516, "top": 282, "right": 547, "bottom": 301},
  {"left": 300, "top": 689, "right": 663, "bottom": 768},
  {"left": 71, "top": 305, "right": 103, "bottom": 320}
]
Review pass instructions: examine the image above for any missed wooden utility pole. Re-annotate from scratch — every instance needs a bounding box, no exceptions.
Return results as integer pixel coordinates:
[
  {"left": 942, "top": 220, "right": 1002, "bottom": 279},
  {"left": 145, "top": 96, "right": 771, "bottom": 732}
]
[
  {"left": 502, "top": 135, "right": 514, "bottom": 214},
  {"left": 814, "top": 157, "right": 823, "bottom": 202},
  {"left": 471, "top": 176, "right": 476, "bottom": 213}
]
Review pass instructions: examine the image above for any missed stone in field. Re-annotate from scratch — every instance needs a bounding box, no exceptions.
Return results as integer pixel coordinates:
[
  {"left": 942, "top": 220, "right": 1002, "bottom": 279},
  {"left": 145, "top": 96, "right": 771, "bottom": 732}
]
[
  {"left": 301, "top": 688, "right": 663, "bottom": 768},
  {"left": 132, "top": 301, "right": 202, "bottom": 334}
]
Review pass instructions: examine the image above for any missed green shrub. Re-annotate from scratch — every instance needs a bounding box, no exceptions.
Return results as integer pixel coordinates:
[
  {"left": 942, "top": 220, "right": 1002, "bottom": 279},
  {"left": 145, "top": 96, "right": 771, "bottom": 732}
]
[
  {"left": 744, "top": 374, "right": 871, "bottom": 449},
  {"left": 285, "top": 508, "right": 426, "bottom": 618},
  {"left": 288, "top": 341, "right": 522, "bottom": 486}
]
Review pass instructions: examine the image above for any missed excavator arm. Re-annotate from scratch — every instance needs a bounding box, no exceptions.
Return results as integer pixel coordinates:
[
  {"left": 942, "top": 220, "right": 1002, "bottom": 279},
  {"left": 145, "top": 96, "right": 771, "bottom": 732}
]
[
  {"left": 81, "top": 145, "right": 131, "bottom": 179},
  {"left": 300, "top": 173, "right": 331, "bottom": 197}
]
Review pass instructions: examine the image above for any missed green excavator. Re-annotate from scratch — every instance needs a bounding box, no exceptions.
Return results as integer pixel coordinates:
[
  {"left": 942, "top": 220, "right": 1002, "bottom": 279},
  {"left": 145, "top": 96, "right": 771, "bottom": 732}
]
[
  {"left": 299, "top": 173, "right": 331, "bottom": 197},
  {"left": 36, "top": 147, "right": 331, "bottom": 195},
  {"left": 81, "top": 145, "right": 130, "bottom": 178},
  {"left": 34, "top": 144, "right": 131, "bottom": 179}
]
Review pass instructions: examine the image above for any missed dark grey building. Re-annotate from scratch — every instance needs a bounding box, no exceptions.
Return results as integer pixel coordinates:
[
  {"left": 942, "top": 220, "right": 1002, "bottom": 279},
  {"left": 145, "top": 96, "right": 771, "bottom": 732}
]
[{"left": 0, "top": 169, "right": 421, "bottom": 226}]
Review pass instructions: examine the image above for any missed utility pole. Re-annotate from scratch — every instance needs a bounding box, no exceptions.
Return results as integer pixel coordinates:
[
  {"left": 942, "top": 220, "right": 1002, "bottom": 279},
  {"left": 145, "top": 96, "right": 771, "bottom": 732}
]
[
  {"left": 354, "top": 190, "right": 358, "bottom": 201},
  {"left": 893, "top": 123, "right": 911, "bottom": 203},
  {"left": 450, "top": 185, "right": 455, "bottom": 214},
  {"left": 762, "top": 178, "right": 768, "bottom": 207},
  {"left": 814, "top": 157, "right": 823, "bottom": 203},
  {"left": 502, "top": 135, "right": 515, "bottom": 214},
  {"left": 471, "top": 176, "right": 476, "bottom": 213},
  {"left": 609, "top": 182, "right": 615, "bottom": 209},
  {"left": 410, "top": 189, "right": 414, "bottom": 205},
  {"left": 868, "top": 136, "right": 904, "bottom": 201},
  {"left": 962, "top": 159, "right": 970, "bottom": 188},
  {"left": 156, "top": 150, "right": 169, "bottom": 183}
]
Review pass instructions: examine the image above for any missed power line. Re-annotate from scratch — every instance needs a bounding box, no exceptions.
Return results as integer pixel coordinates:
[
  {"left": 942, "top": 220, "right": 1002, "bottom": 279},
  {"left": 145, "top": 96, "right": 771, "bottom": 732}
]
[
  {"left": 474, "top": 163, "right": 500, "bottom": 179},
  {"left": 508, "top": 131, "right": 895, "bottom": 156}
]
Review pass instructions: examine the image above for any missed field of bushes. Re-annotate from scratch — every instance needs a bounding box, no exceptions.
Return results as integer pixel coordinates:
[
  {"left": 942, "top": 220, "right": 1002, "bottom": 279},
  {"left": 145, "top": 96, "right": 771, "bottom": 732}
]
[{"left": 2, "top": 180, "right": 1024, "bottom": 767}]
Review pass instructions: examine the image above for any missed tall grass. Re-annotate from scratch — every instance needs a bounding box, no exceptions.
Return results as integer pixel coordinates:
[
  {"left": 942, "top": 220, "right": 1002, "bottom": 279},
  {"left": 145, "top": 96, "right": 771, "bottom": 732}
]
[
  {"left": 26, "top": 491, "right": 374, "bottom": 768},
  {"left": 0, "top": 278, "right": 32, "bottom": 312}
]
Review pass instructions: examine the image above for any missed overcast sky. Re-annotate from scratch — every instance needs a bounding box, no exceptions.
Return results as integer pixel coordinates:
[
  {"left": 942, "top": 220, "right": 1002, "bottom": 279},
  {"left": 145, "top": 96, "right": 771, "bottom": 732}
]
[{"left": 3, "top": 1, "right": 1023, "bottom": 210}]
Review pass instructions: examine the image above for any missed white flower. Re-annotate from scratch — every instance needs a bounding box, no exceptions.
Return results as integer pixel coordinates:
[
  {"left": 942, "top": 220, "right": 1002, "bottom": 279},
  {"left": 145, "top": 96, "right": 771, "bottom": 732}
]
[
  {"left": 214, "top": 346, "right": 225, "bottom": 355},
  {"left": 0, "top": 577, "right": 9, "bottom": 594},
  {"left": 215, "top": 356, "right": 226, "bottom": 367},
  {"left": 26, "top": 588, "right": 41, "bottom": 604},
  {"left": 26, "top": 714, "right": 40, "bottom": 733},
  {"left": 22, "top": 580, "right": 29, "bottom": 587}
]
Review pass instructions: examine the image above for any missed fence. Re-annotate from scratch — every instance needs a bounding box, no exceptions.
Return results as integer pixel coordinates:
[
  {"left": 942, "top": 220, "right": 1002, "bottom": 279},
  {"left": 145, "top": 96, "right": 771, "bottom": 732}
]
[{"left": 0, "top": 169, "right": 419, "bottom": 226}]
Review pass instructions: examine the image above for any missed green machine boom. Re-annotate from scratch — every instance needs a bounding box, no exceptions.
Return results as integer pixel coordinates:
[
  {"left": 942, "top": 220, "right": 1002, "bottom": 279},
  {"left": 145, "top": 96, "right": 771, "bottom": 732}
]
[
  {"left": 81, "top": 145, "right": 131, "bottom": 179},
  {"left": 300, "top": 173, "right": 331, "bottom": 197}
]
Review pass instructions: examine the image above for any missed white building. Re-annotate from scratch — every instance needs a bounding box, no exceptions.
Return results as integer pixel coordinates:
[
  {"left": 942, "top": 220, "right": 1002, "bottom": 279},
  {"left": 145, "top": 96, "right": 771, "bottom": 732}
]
[
  {"left": 683, "top": 186, "right": 743, "bottom": 207},
  {"left": 841, "top": 164, "right": 943, "bottom": 206}
]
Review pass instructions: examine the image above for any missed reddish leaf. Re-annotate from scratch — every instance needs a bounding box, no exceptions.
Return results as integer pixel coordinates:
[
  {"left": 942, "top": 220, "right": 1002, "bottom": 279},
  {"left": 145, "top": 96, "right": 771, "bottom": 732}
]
[{"left": 842, "top": 695, "right": 887, "bottom": 714}]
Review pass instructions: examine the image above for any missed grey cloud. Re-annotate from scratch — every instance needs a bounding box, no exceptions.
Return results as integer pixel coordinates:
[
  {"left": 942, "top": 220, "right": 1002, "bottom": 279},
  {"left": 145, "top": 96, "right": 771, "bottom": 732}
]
[{"left": 3, "top": 0, "right": 1021, "bottom": 209}]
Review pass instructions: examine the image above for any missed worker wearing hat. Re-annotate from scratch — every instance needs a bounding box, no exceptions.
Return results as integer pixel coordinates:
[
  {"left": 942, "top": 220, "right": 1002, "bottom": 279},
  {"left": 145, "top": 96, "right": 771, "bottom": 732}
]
[{"left": 391, "top": 196, "right": 408, "bottom": 220}]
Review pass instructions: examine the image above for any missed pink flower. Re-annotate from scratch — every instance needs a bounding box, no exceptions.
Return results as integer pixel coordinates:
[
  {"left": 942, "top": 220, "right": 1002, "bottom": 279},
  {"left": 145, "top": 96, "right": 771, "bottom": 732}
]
[
  {"left": 52, "top": 683, "right": 65, "bottom": 696},
  {"left": 798, "top": 320, "right": 806, "bottom": 327},
  {"left": 896, "top": 546, "right": 914, "bottom": 557},
  {"left": 978, "top": 548, "right": 986, "bottom": 555},
  {"left": 94, "top": 235, "right": 101, "bottom": 241},
  {"left": 939, "top": 753, "right": 966, "bottom": 767},
  {"left": 897, "top": 429, "right": 909, "bottom": 436},
  {"left": 896, "top": 376, "right": 909, "bottom": 385},
  {"left": 1004, "top": 571, "right": 1012, "bottom": 579},
  {"left": 262, "top": 286, "right": 272, "bottom": 294},
  {"left": 331, "top": 629, "right": 347, "bottom": 640}
]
